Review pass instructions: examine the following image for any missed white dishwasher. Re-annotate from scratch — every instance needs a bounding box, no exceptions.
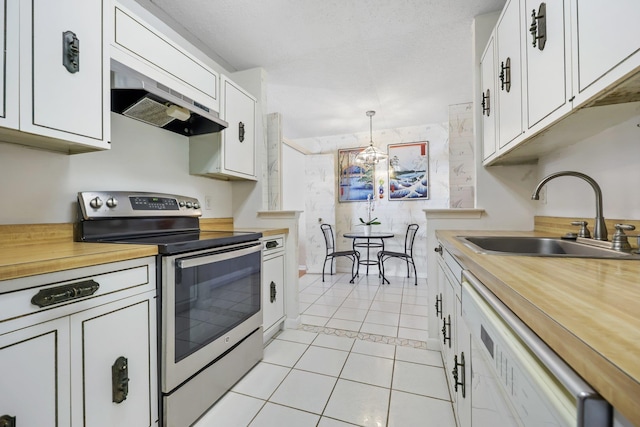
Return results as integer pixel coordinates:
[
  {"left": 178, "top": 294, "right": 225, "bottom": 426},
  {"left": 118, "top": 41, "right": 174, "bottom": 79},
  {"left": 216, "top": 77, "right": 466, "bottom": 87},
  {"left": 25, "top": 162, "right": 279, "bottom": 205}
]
[{"left": 461, "top": 270, "right": 612, "bottom": 427}]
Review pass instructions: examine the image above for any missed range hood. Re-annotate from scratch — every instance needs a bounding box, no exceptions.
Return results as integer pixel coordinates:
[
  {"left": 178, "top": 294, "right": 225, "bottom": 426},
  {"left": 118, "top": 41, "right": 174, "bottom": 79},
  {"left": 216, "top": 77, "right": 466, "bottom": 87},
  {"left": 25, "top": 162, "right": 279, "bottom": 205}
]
[{"left": 110, "top": 60, "right": 228, "bottom": 136}]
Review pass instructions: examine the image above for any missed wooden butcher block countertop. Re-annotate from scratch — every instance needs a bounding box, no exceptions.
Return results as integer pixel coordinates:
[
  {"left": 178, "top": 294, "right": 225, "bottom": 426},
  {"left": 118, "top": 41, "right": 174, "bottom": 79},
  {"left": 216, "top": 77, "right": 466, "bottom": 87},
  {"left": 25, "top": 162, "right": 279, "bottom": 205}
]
[
  {"left": 437, "top": 229, "right": 640, "bottom": 426},
  {"left": 0, "top": 222, "right": 288, "bottom": 283},
  {"left": 0, "top": 224, "right": 158, "bottom": 282}
]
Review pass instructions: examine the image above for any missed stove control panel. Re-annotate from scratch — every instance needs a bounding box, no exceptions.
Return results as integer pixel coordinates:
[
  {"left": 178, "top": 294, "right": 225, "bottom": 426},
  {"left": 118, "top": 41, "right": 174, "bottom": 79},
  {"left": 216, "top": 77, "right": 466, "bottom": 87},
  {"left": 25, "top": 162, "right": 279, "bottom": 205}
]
[{"left": 78, "top": 191, "right": 202, "bottom": 219}]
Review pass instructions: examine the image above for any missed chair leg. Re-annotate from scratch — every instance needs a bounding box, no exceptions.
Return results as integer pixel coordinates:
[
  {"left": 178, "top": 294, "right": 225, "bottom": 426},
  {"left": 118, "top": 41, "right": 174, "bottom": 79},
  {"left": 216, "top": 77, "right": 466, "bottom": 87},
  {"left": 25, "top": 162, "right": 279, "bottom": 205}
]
[
  {"left": 379, "top": 255, "right": 390, "bottom": 285},
  {"left": 349, "top": 255, "right": 356, "bottom": 283},
  {"left": 322, "top": 258, "right": 327, "bottom": 282},
  {"left": 406, "top": 259, "right": 410, "bottom": 278},
  {"left": 411, "top": 258, "right": 417, "bottom": 286}
]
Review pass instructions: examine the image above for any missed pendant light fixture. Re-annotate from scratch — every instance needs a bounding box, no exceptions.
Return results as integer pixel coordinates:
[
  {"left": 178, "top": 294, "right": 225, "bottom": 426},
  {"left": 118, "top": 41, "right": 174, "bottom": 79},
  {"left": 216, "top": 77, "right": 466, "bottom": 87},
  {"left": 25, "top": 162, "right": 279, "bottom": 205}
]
[{"left": 355, "top": 110, "right": 388, "bottom": 165}]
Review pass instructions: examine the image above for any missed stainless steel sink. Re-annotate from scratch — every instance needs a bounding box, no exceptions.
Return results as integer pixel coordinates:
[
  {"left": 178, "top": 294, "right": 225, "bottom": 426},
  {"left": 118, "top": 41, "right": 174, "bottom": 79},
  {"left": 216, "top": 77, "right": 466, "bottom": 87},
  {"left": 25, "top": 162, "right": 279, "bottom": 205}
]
[{"left": 458, "top": 236, "right": 640, "bottom": 259}]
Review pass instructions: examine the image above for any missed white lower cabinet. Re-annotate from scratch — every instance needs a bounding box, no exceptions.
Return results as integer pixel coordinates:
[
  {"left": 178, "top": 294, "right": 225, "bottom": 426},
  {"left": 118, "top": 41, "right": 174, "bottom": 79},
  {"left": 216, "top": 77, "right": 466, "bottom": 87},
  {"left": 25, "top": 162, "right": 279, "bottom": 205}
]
[
  {"left": 0, "top": 257, "right": 157, "bottom": 427},
  {"left": 262, "top": 235, "right": 286, "bottom": 340},
  {"left": 0, "top": 317, "right": 71, "bottom": 427},
  {"left": 435, "top": 243, "right": 471, "bottom": 427},
  {"left": 71, "top": 296, "right": 155, "bottom": 427}
]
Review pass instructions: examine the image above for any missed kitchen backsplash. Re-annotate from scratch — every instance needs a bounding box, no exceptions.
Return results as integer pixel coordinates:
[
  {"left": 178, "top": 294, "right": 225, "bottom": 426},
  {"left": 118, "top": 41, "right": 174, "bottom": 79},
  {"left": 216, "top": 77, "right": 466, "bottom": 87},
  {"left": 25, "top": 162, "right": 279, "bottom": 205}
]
[{"left": 0, "top": 113, "right": 233, "bottom": 224}]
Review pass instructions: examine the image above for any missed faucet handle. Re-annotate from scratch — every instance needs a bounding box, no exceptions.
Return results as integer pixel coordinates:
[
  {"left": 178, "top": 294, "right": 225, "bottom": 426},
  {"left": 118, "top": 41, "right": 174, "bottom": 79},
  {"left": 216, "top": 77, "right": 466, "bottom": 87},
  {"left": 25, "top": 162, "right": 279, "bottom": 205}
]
[
  {"left": 570, "top": 221, "right": 591, "bottom": 238},
  {"left": 611, "top": 224, "right": 635, "bottom": 251}
]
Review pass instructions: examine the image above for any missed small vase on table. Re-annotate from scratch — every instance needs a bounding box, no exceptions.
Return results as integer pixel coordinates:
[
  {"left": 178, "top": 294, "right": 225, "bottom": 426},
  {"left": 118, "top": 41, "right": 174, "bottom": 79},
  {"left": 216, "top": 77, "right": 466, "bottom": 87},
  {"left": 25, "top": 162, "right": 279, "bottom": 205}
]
[{"left": 363, "top": 225, "right": 372, "bottom": 236}]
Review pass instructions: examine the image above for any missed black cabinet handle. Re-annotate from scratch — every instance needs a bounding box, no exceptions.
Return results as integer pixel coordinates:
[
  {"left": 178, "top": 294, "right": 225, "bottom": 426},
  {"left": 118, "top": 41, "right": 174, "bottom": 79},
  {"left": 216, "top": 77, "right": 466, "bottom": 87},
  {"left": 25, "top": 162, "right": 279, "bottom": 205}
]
[
  {"left": 0, "top": 415, "right": 16, "bottom": 427},
  {"left": 452, "top": 352, "right": 466, "bottom": 398},
  {"left": 62, "top": 30, "right": 80, "bottom": 73},
  {"left": 238, "top": 122, "right": 245, "bottom": 142},
  {"left": 112, "top": 356, "right": 129, "bottom": 404},
  {"left": 442, "top": 315, "right": 451, "bottom": 348},
  {"left": 499, "top": 58, "right": 511, "bottom": 92},
  {"left": 31, "top": 280, "right": 100, "bottom": 308},
  {"left": 270, "top": 281, "right": 277, "bottom": 303},
  {"left": 434, "top": 245, "right": 443, "bottom": 255},
  {"left": 482, "top": 89, "right": 491, "bottom": 116},
  {"left": 530, "top": 3, "right": 547, "bottom": 50},
  {"left": 435, "top": 293, "right": 442, "bottom": 318}
]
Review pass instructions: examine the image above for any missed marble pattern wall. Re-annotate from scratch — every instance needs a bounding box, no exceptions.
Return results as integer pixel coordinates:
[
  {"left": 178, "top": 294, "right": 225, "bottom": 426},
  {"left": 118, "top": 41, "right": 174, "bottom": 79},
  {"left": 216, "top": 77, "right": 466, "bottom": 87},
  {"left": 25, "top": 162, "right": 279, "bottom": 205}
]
[
  {"left": 448, "top": 103, "right": 475, "bottom": 208},
  {"left": 294, "top": 123, "right": 451, "bottom": 279}
]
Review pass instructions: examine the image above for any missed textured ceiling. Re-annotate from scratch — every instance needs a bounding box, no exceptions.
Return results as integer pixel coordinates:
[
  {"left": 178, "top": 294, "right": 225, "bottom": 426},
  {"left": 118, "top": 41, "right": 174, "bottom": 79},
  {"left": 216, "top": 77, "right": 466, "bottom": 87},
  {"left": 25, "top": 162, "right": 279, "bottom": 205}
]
[{"left": 146, "top": 0, "right": 505, "bottom": 139}]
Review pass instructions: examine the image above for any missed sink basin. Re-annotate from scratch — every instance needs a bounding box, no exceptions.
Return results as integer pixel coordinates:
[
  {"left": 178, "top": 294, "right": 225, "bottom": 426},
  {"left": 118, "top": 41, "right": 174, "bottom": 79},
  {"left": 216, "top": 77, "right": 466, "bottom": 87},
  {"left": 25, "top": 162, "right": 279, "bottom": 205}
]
[{"left": 458, "top": 236, "right": 639, "bottom": 259}]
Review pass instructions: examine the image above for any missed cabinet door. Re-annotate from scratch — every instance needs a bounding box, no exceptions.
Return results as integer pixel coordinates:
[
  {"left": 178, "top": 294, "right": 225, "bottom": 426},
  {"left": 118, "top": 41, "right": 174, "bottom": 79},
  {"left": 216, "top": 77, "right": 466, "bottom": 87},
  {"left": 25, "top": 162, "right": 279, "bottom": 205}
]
[
  {"left": 20, "top": 0, "right": 109, "bottom": 148},
  {"left": 455, "top": 295, "right": 471, "bottom": 427},
  {"left": 0, "top": 0, "right": 18, "bottom": 129},
  {"left": 71, "top": 296, "right": 156, "bottom": 427},
  {"left": 480, "top": 35, "right": 497, "bottom": 160},
  {"left": 263, "top": 254, "right": 285, "bottom": 332},
  {"left": 526, "top": 0, "right": 569, "bottom": 128},
  {"left": 496, "top": 0, "right": 523, "bottom": 149},
  {"left": 574, "top": 0, "right": 640, "bottom": 93},
  {"left": 0, "top": 318, "right": 71, "bottom": 427},
  {"left": 222, "top": 78, "right": 256, "bottom": 178},
  {"left": 437, "top": 261, "right": 457, "bottom": 403}
]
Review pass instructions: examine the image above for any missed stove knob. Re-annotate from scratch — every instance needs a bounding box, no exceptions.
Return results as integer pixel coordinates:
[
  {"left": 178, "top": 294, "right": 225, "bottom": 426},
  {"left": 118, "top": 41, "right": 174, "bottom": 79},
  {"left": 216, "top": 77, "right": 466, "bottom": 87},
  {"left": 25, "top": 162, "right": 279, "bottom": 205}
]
[
  {"left": 193, "top": 203, "right": 200, "bottom": 209},
  {"left": 106, "top": 197, "right": 118, "bottom": 208},
  {"left": 89, "top": 197, "right": 103, "bottom": 209},
  {"left": 186, "top": 202, "right": 193, "bottom": 208},
  {"left": 179, "top": 201, "right": 185, "bottom": 207}
]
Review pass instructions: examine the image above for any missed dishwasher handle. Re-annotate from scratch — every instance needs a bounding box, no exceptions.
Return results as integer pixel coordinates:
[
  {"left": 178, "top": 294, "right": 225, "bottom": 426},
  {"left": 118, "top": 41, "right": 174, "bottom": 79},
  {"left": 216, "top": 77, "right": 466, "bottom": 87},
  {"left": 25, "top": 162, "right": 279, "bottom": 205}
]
[{"left": 461, "top": 270, "right": 612, "bottom": 427}]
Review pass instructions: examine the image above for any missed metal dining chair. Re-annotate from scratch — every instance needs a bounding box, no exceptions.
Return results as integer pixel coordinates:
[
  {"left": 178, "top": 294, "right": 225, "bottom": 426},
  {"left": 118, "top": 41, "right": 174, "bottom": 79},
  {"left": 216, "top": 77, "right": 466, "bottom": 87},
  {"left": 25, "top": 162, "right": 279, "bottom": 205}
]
[
  {"left": 321, "top": 224, "right": 359, "bottom": 283},
  {"left": 378, "top": 224, "right": 419, "bottom": 285}
]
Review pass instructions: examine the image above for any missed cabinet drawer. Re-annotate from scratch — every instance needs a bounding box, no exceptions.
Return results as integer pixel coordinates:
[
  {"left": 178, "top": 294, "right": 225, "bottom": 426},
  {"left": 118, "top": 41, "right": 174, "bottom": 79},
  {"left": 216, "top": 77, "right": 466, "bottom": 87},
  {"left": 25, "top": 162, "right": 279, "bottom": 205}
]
[
  {"left": 114, "top": 6, "right": 217, "bottom": 103},
  {"left": 262, "top": 236, "right": 285, "bottom": 255},
  {"left": 0, "top": 262, "right": 152, "bottom": 326}
]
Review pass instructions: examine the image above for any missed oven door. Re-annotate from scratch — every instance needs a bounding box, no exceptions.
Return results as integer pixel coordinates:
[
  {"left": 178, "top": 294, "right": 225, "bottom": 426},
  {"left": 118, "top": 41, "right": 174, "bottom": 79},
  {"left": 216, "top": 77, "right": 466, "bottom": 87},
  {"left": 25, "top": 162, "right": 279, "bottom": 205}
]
[{"left": 161, "top": 241, "right": 262, "bottom": 392}]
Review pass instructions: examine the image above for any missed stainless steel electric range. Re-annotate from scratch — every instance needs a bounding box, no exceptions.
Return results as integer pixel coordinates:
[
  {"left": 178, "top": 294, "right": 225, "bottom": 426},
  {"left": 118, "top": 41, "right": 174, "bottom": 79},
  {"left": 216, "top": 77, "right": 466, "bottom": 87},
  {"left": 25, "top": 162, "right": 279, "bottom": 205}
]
[{"left": 75, "top": 191, "right": 264, "bottom": 427}]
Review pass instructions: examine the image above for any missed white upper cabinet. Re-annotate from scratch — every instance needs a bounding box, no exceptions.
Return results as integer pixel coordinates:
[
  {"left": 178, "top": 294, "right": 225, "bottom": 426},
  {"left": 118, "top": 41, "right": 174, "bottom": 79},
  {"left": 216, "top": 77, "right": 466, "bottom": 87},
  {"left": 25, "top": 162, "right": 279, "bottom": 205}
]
[
  {"left": 525, "top": 0, "right": 571, "bottom": 128},
  {"left": 221, "top": 76, "right": 257, "bottom": 179},
  {"left": 189, "top": 75, "right": 257, "bottom": 181},
  {"left": 480, "top": 36, "right": 497, "bottom": 160},
  {"left": 479, "top": 0, "right": 640, "bottom": 166},
  {"left": 571, "top": 0, "right": 640, "bottom": 105},
  {"left": 6, "top": 0, "right": 111, "bottom": 153},
  {"left": 0, "top": 0, "right": 18, "bottom": 130},
  {"left": 496, "top": 0, "right": 524, "bottom": 149}
]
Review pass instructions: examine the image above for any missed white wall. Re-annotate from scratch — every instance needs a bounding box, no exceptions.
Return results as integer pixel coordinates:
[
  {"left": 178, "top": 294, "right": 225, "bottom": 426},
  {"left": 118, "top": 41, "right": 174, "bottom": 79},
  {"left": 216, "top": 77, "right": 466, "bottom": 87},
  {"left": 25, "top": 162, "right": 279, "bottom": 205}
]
[
  {"left": 535, "top": 115, "right": 640, "bottom": 220},
  {"left": 0, "top": 113, "right": 232, "bottom": 224},
  {"left": 282, "top": 143, "right": 307, "bottom": 267}
]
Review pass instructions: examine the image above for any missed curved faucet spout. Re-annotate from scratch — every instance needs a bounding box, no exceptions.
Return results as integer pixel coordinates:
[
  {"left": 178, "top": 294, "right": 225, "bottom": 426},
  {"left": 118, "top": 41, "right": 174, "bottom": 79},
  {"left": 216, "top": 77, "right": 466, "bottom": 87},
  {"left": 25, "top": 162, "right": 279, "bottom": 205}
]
[{"left": 531, "top": 171, "right": 608, "bottom": 241}]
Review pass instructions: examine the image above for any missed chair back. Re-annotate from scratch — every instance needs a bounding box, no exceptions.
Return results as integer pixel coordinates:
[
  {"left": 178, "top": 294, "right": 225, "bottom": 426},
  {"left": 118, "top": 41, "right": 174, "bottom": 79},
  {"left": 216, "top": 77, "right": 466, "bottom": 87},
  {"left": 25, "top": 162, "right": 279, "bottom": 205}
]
[
  {"left": 404, "top": 224, "right": 419, "bottom": 256},
  {"left": 321, "top": 224, "right": 336, "bottom": 254}
]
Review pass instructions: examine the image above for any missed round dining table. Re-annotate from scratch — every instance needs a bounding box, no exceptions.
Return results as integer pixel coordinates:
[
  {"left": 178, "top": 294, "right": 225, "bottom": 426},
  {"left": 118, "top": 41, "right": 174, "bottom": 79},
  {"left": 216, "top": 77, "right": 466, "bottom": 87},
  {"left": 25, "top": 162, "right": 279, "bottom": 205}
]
[{"left": 343, "top": 231, "right": 395, "bottom": 276}]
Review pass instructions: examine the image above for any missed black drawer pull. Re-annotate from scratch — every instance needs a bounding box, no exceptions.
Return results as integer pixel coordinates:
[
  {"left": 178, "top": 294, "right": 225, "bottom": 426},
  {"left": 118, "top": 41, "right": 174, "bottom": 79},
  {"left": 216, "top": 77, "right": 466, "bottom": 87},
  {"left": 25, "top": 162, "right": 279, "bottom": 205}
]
[
  {"left": 265, "top": 240, "right": 279, "bottom": 249},
  {"left": 0, "top": 415, "right": 16, "bottom": 427},
  {"left": 31, "top": 280, "right": 100, "bottom": 307}
]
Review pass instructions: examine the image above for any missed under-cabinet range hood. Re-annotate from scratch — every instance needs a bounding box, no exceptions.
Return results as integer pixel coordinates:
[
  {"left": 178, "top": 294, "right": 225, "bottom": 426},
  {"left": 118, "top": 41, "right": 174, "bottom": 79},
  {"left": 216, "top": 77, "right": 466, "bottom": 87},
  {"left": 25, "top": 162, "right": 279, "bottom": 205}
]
[{"left": 110, "top": 60, "right": 228, "bottom": 136}]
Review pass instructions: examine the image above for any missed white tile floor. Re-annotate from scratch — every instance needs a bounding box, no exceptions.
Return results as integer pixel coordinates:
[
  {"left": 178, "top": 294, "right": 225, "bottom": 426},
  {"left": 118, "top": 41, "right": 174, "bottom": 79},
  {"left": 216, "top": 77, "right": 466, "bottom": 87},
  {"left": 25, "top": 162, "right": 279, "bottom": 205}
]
[{"left": 194, "top": 272, "right": 456, "bottom": 427}]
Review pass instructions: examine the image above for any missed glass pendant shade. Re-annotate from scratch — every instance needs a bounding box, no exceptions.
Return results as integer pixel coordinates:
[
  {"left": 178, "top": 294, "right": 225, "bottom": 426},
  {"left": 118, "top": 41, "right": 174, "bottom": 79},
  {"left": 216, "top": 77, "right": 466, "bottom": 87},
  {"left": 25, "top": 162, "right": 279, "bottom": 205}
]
[{"left": 355, "top": 110, "right": 388, "bottom": 165}]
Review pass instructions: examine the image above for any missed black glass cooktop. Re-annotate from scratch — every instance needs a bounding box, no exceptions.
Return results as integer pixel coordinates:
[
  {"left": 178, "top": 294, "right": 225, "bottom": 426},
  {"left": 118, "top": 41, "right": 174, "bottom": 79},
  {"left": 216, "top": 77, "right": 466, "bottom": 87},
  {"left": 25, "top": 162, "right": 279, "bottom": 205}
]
[{"left": 95, "top": 230, "right": 262, "bottom": 254}]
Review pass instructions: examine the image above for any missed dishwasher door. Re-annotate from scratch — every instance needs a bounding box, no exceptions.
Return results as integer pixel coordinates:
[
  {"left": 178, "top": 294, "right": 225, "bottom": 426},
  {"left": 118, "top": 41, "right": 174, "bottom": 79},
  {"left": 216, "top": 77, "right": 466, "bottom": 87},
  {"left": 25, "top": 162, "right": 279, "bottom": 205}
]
[{"left": 461, "top": 270, "right": 612, "bottom": 427}]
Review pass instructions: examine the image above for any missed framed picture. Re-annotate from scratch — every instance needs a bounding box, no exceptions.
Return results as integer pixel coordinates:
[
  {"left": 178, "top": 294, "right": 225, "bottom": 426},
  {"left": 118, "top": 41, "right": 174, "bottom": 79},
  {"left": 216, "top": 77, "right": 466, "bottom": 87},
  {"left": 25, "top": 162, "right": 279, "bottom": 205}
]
[
  {"left": 338, "top": 147, "right": 375, "bottom": 202},
  {"left": 388, "top": 142, "right": 429, "bottom": 200}
]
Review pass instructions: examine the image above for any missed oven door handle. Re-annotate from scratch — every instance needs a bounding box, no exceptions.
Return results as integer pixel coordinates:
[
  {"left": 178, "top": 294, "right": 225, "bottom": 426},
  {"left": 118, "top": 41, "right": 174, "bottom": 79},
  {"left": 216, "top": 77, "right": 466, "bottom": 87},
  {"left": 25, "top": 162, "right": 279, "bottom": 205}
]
[{"left": 175, "top": 242, "right": 261, "bottom": 270}]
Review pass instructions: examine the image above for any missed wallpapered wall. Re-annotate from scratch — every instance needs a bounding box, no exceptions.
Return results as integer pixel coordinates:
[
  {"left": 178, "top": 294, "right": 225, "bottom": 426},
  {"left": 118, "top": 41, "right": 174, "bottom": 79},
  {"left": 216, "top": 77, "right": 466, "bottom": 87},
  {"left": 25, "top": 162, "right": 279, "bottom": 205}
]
[{"left": 295, "top": 105, "right": 475, "bottom": 280}]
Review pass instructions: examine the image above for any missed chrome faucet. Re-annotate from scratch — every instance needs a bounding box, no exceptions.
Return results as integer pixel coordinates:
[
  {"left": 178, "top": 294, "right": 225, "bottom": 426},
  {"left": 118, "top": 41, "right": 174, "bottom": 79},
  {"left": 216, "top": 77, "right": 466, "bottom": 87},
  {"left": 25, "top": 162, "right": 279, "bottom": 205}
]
[{"left": 531, "top": 171, "right": 608, "bottom": 241}]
